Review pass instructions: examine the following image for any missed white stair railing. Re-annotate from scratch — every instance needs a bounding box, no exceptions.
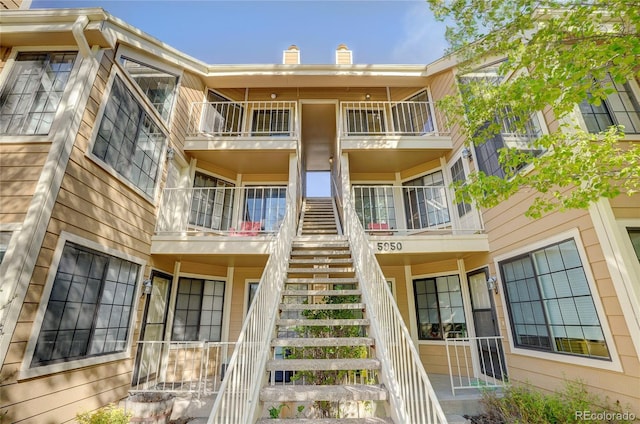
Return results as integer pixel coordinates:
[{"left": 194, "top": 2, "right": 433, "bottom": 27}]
[
  {"left": 339, "top": 175, "right": 448, "bottom": 424},
  {"left": 207, "top": 187, "right": 298, "bottom": 423}
]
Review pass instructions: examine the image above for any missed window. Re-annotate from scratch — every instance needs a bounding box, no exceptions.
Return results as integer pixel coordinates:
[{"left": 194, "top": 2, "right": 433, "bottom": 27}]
[
  {"left": 0, "top": 231, "right": 12, "bottom": 264},
  {"left": 403, "top": 171, "right": 450, "bottom": 229},
  {"left": 242, "top": 186, "right": 287, "bottom": 232},
  {"left": 247, "top": 282, "right": 259, "bottom": 311},
  {"left": 251, "top": 109, "right": 290, "bottom": 136},
  {"left": 579, "top": 75, "right": 640, "bottom": 134},
  {"left": 353, "top": 185, "right": 396, "bottom": 230},
  {"left": 501, "top": 239, "right": 610, "bottom": 359},
  {"left": 414, "top": 275, "right": 467, "bottom": 340},
  {"left": 31, "top": 242, "right": 139, "bottom": 366},
  {"left": 189, "top": 172, "right": 235, "bottom": 231},
  {"left": 450, "top": 158, "right": 472, "bottom": 217},
  {"left": 391, "top": 90, "right": 434, "bottom": 135},
  {"left": 172, "top": 278, "right": 225, "bottom": 342},
  {"left": 202, "top": 91, "right": 244, "bottom": 135},
  {"left": 346, "top": 109, "right": 385, "bottom": 135},
  {"left": 92, "top": 75, "right": 167, "bottom": 197},
  {"left": 0, "top": 52, "right": 76, "bottom": 135},
  {"left": 628, "top": 228, "right": 640, "bottom": 262},
  {"left": 119, "top": 56, "right": 178, "bottom": 122}
]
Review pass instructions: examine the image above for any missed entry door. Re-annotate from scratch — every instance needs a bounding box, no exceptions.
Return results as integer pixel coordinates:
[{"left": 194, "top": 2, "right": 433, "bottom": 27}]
[
  {"left": 133, "top": 272, "right": 172, "bottom": 385},
  {"left": 467, "top": 269, "right": 507, "bottom": 379}
]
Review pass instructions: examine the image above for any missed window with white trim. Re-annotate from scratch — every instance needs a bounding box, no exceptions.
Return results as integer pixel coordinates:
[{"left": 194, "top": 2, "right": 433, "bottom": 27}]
[
  {"left": 92, "top": 75, "right": 167, "bottom": 197},
  {"left": 628, "top": 228, "right": 640, "bottom": 262},
  {"left": 0, "top": 231, "right": 12, "bottom": 264},
  {"left": 579, "top": 75, "right": 640, "bottom": 134},
  {"left": 0, "top": 52, "right": 77, "bottom": 135},
  {"left": 251, "top": 109, "right": 291, "bottom": 136},
  {"left": 119, "top": 56, "right": 178, "bottom": 122},
  {"left": 31, "top": 242, "right": 139, "bottom": 366},
  {"left": 403, "top": 170, "right": 450, "bottom": 229},
  {"left": 500, "top": 238, "right": 610, "bottom": 359},
  {"left": 171, "top": 278, "right": 225, "bottom": 341},
  {"left": 414, "top": 274, "right": 467, "bottom": 340},
  {"left": 450, "top": 158, "right": 472, "bottom": 217}
]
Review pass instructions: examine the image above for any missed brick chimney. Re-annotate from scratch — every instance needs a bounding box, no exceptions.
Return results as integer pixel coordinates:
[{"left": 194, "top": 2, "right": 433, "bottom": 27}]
[
  {"left": 283, "top": 44, "right": 300, "bottom": 64},
  {"left": 335, "top": 44, "right": 352, "bottom": 65}
]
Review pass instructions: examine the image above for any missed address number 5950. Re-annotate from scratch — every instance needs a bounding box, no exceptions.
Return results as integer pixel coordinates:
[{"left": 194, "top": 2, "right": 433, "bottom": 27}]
[{"left": 376, "top": 242, "right": 403, "bottom": 251}]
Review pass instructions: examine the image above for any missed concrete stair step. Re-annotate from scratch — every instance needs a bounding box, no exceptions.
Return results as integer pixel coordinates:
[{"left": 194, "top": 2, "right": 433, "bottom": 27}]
[
  {"left": 280, "top": 303, "right": 364, "bottom": 311},
  {"left": 260, "top": 384, "right": 388, "bottom": 402},
  {"left": 272, "top": 337, "right": 374, "bottom": 348},
  {"left": 293, "top": 240, "right": 348, "bottom": 248},
  {"left": 266, "top": 358, "right": 380, "bottom": 371},
  {"left": 290, "top": 250, "right": 351, "bottom": 257},
  {"left": 257, "top": 418, "right": 393, "bottom": 424},
  {"left": 276, "top": 318, "right": 370, "bottom": 327},
  {"left": 287, "top": 267, "right": 354, "bottom": 274},
  {"left": 288, "top": 258, "right": 353, "bottom": 264},
  {"left": 301, "top": 230, "right": 339, "bottom": 234},
  {"left": 282, "top": 289, "right": 360, "bottom": 296},
  {"left": 286, "top": 277, "right": 358, "bottom": 284}
]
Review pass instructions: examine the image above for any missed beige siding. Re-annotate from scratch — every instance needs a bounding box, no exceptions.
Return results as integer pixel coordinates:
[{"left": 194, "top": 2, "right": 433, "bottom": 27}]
[
  {"left": 0, "top": 0, "right": 21, "bottom": 9},
  {"left": 483, "top": 189, "right": 640, "bottom": 415},
  {"left": 172, "top": 71, "right": 205, "bottom": 152},
  {"left": 0, "top": 143, "right": 50, "bottom": 224},
  {"left": 228, "top": 267, "right": 264, "bottom": 341},
  {"left": 609, "top": 194, "right": 640, "bottom": 219},
  {"left": 0, "top": 51, "right": 159, "bottom": 423}
]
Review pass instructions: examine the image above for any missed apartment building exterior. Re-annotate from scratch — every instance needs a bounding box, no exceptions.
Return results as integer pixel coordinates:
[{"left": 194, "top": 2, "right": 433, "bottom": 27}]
[{"left": 0, "top": 5, "right": 638, "bottom": 423}]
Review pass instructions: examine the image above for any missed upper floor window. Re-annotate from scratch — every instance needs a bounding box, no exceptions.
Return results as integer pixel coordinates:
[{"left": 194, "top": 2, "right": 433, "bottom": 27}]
[
  {"left": 500, "top": 238, "right": 610, "bottom": 360},
  {"left": 251, "top": 108, "right": 291, "bottom": 136},
  {"left": 189, "top": 172, "right": 235, "bottom": 231},
  {"left": 353, "top": 185, "right": 397, "bottom": 231},
  {"left": 31, "top": 241, "right": 139, "bottom": 367},
  {"left": 346, "top": 109, "right": 385, "bottom": 135},
  {"left": 392, "top": 90, "right": 434, "bottom": 135},
  {"left": 579, "top": 75, "right": 640, "bottom": 134},
  {"left": 0, "top": 52, "right": 76, "bottom": 135},
  {"left": 403, "top": 170, "right": 450, "bottom": 229},
  {"left": 202, "top": 90, "right": 244, "bottom": 135},
  {"left": 119, "top": 56, "right": 178, "bottom": 123},
  {"left": 628, "top": 228, "right": 640, "bottom": 262},
  {"left": 92, "top": 75, "right": 167, "bottom": 198},
  {"left": 0, "top": 231, "right": 11, "bottom": 264},
  {"left": 450, "top": 158, "right": 472, "bottom": 217}
]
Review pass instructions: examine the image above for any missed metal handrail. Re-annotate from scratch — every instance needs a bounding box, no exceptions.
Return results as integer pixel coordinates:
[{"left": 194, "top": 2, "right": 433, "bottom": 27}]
[
  {"left": 339, "top": 169, "right": 448, "bottom": 423},
  {"left": 188, "top": 101, "right": 298, "bottom": 137},
  {"left": 207, "top": 170, "right": 298, "bottom": 423},
  {"left": 156, "top": 186, "right": 287, "bottom": 236},
  {"left": 340, "top": 101, "right": 450, "bottom": 137}
]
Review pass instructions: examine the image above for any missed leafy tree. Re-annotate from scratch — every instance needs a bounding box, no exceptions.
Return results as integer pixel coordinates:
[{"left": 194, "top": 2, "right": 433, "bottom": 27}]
[{"left": 427, "top": 0, "right": 640, "bottom": 218}]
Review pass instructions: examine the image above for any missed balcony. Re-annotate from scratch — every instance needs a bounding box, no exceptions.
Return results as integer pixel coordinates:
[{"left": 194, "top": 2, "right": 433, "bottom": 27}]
[
  {"left": 152, "top": 186, "right": 286, "bottom": 256},
  {"left": 340, "top": 101, "right": 452, "bottom": 173},
  {"left": 351, "top": 185, "right": 488, "bottom": 262}
]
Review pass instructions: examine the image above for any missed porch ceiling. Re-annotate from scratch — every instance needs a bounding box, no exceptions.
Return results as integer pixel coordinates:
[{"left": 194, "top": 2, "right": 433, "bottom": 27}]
[
  {"left": 346, "top": 149, "right": 449, "bottom": 174},
  {"left": 152, "top": 253, "right": 268, "bottom": 268},
  {"left": 186, "top": 149, "right": 292, "bottom": 174}
]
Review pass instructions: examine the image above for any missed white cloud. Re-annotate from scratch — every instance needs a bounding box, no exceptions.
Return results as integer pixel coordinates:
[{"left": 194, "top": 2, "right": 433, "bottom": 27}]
[{"left": 391, "top": 2, "right": 449, "bottom": 64}]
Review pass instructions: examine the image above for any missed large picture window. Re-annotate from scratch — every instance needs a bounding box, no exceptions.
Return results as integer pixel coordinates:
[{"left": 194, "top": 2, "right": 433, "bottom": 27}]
[
  {"left": 31, "top": 242, "right": 139, "bottom": 366},
  {"left": 189, "top": 172, "right": 235, "bottom": 231},
  {"left": 172, "top": 278, "right": 225, "bottom": 342},
  {"left": 92, "top": 75, "right": 167, "bottom": 197},
  {"left": 414, "top": 275, "right": 466, "bottom": 340},
  {"left": 0, "top": 52, "right": 77, "bottom": 135},
  {"left": 403, "top": 170, "right": 450, "bottom": 229},
  {"left": 501, "top": 239, "right": 610, "bottom": 359}
]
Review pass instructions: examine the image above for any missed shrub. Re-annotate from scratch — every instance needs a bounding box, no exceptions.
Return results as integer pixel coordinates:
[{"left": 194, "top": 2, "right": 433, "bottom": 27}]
[
  {"left": 480, "top": 380, "right": 634, "bottom": 424},
  {"left": 76, "top": 403, "right": 131, "bottom": 424}
]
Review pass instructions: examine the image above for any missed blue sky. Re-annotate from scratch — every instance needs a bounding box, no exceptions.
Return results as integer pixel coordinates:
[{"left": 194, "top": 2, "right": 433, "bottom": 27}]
[{"left": 30, "top": 1, "right": 449, "bottom": 65}]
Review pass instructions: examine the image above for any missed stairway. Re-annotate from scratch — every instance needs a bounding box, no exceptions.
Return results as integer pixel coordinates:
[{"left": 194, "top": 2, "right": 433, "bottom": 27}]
[{"left": 257, "top": 198, "right": 393, "bottom": 423}]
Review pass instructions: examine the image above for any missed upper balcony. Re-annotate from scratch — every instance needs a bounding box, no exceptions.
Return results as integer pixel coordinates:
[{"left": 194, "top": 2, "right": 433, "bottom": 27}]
[
  {"left": 351, "top": 184, "right": 489, "bottom": 264},
  {"left": 152, "top": 185, "right": 286, "bottom": 257},
  {"left": 339, "top": 101, "right": 453, "bottom": 173}
]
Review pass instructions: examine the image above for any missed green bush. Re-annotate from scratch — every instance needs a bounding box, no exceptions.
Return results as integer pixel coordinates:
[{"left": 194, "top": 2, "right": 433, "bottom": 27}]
[
  {"left": 480, "top": 380, "right": 635, "bottom": 424},
  {"left": 76, "top": 403, "right": 131, "bottom": 424}
]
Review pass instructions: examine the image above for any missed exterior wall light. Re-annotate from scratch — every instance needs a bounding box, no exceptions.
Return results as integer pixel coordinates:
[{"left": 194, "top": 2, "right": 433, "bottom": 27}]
[
  {"left": 271, "top": 93, "right": 277, "bottom": 99},
  {"left": 486, "top": 276, "right": 498, "bottom": 294},
  {"left": 462, "top": 147, "right": 473, "bottom": 161},
  {"left": 166, "top": 147, "right": 175, "bottom": 161},
  {"left": 142, "top": 278, "right": 153, "bottom": 295}
]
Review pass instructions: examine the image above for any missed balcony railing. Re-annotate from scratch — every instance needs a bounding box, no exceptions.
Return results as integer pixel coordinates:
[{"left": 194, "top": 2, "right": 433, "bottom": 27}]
[
  {"left": 187, "top": 101, "right": 298, "bottom": 137},
  {"left": 130, "top": 341, "right": 236, "bottom": 396},
  {"left": 340, "top": 101, "right": 450, "bottom": 137},
  {"left": 352, "top": 185, "right": 484, "bottom": 235},
  {"left": 156, "top": 186, "right": 287, "bottom": 236}
]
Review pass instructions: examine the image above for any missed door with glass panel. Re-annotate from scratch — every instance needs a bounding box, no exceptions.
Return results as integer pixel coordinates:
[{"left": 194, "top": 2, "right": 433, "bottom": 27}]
[
  {"left": 467, "top": 269, "right": 506, "bottom": 379},
  {"left": 353, "top": 186, "right": 396, "bottom": 231},
  {"left": 189, "top": 172, "right": 234, "bottom": 232},
  {"left": 242, "top": 186, "right": 286, "bottom": 232},
  {"left": 133, "top": 272, "right": 172, "bottom": 386}
]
